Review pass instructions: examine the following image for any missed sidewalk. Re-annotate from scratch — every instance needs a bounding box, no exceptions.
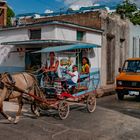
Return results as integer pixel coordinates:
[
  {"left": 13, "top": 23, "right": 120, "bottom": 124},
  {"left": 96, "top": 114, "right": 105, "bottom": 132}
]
[{"left": 96, "top": 85, "right": 115, "bottom": 97}]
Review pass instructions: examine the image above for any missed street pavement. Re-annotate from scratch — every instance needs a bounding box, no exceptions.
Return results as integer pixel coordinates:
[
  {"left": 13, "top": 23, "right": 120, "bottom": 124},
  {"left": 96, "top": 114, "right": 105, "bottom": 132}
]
[{"left": 0, "top": 95, "right": 140, "bottom": 140}]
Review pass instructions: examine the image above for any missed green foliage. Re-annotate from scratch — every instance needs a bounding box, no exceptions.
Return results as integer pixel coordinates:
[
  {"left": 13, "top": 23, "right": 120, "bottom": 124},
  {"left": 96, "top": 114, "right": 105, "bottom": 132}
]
[
  {"left": 7, "top": 6, "right": 15, "bottom": 26},
  {"left": 130, "top": 11, "right": 140, "bottom": 25},
  {"left": 116, "top": 0, "right": 140, "bottom": 25}
]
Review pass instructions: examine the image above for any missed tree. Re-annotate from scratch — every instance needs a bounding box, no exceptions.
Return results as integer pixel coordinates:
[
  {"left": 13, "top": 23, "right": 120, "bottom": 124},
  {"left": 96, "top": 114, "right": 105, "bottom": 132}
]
[
  {"left": 116, "top": 0, "right": 140, "bottom": 25},
  {"left": 7, "top": 6, "right": 15, "bottom": 26}
]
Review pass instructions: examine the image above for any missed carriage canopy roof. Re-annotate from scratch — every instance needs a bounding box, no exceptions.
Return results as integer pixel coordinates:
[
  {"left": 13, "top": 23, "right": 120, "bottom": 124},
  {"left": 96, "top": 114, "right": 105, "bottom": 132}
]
[{"left": 33, "top": 43, "right": 100, "bottom": 53}]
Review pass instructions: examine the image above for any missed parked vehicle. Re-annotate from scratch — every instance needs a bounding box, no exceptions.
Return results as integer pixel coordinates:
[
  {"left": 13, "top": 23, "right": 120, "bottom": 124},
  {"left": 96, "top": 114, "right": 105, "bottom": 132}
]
[{"left": 116, "top": 58, "right": 140, "bottom": 100}]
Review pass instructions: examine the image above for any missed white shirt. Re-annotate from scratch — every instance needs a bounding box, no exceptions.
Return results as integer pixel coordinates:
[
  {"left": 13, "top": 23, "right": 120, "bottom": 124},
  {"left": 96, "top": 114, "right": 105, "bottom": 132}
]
[{"left": 71, "top": 71, "right": 79, "bottom": 83}]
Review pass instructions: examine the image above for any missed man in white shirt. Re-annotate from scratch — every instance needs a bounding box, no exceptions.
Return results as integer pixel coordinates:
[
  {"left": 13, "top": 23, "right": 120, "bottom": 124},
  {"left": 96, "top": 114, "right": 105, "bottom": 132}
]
[{"left": 66, "top": 65, "right": 79, "bottom": 85}]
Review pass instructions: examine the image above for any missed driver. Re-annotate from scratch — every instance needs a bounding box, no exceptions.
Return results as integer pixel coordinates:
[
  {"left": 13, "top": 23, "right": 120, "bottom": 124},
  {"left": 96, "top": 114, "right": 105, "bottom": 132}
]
[{"left": 42, "top": 52, "right": 59, "bottom": 83}]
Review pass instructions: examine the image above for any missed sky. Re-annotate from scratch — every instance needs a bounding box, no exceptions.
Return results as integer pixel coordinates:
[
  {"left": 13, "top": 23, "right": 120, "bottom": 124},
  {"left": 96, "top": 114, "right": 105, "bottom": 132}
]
[{"left": 6, "top": 0, "right": 140, "bottom": 15}]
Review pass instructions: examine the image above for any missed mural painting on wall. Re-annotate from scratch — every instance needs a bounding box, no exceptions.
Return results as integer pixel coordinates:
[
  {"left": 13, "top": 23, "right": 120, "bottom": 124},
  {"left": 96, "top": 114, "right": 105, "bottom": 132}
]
[
  {"left": 60, "top": 58, "right": 72, "bottom": 66},
  {"left": 17, "top": 48, "right": 25, "bottom": 57},
  {"left": 0, "top": 45, "right": 13, "bottom": 63},
  {"left": 59, "top": 57, "right": 73, "bottom": 78}
]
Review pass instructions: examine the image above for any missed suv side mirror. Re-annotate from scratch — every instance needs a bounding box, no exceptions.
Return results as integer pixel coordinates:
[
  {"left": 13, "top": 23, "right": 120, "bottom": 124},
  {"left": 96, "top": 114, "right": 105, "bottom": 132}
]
[{"left": 118, "top": 67, "right": 122, "bottom": 73}]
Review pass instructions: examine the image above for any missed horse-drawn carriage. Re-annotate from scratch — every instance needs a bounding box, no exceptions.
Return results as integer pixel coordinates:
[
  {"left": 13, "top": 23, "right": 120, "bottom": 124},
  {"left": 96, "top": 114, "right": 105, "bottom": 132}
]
[
  {"left": 0, "top": 43, "right": 99, "bottom": 123},
  {"left": 30, "top": 70, "right": 97, "bottom": 120}
]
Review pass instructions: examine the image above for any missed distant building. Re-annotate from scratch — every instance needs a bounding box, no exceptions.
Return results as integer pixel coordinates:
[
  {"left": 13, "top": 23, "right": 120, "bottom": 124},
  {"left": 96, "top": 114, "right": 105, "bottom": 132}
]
[
  {"left": 0, "top": 1, "right": 7, "bottom": 27},
  {"left": 129, "top": 22, "right": 140, "bottom": 58}
]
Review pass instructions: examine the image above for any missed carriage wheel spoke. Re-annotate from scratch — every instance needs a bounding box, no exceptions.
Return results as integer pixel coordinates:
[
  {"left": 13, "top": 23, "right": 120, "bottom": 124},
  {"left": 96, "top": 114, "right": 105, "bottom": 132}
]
[
  {"left": 58, "top": 101, "right": 69, "bottom": 120},
  {"left": 86, "top": 94, "right": 96, "bottom": 113}
]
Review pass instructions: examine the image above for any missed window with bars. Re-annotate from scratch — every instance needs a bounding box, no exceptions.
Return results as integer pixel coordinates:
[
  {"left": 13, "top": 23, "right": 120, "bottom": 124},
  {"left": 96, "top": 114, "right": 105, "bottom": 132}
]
[
  {"left": 106, "top": 36, "right": 115, "bottom": 84},
  {"left": 139, "top": 38, "right": 140, "bottom": 57},
  {"left": 77, "top": 31, "right": 85, "bottom": 41},
  {"left": 133, "top": 37, "right": 136, "bottom": 57},
  {"left": 29, "top": 29, "right": 41, "bottom": 40}
]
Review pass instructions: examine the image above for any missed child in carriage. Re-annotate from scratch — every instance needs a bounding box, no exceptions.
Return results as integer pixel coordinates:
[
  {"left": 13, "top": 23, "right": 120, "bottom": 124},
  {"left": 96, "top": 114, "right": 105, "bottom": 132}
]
[
  {"left": 61, "top": 65, "right": 79, "bottom": 92},
  {"left": 66, "top": 65, "right": 79, "bottom": 85}
]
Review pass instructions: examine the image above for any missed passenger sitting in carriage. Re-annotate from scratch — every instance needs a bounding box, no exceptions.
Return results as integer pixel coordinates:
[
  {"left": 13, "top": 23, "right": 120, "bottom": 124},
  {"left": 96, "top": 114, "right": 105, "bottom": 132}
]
[
  {"left": 81, "top": 57, "right": 90, "bottom": 74},
  {"left": 66, "top": 65, "right": 79, "bottom": 85},
  {"left": 41, "top": 52, "right": 59, "bottom": 86},
  {"left": 61, "top": 65, "right": 79, "bottom": 90}
]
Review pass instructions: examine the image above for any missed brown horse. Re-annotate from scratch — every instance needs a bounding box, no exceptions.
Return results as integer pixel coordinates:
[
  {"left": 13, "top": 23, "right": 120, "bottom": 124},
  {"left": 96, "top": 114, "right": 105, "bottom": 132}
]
[{"left": 0, "top": 72, "right": 41, "bottom": 123}]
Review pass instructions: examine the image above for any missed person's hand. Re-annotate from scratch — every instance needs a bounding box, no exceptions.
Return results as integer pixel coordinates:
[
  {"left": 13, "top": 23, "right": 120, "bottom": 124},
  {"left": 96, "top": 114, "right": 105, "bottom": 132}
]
[
  {"left": 41, "top": 66, "right": 45, "bottom": 71},
  {"left": 44, "top": 69, "right": 50, "bottom": 73},
  {"left": 66, "top": 70, "right": 69, "bottom": 74}
]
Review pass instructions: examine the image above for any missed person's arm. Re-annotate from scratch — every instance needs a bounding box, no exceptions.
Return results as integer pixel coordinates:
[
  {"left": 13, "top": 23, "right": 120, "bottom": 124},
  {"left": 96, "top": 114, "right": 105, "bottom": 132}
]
[
  {"left": 41, "top": 60, "right": 48, "bottom": 71},
  {"left": 66, "top": 71, "right": 75, "bottom": 77}
]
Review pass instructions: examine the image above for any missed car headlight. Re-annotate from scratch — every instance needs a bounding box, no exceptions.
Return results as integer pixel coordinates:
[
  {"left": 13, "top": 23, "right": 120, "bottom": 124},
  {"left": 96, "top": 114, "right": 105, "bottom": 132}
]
[{"left": 117, "top": 81, "right": 123, "bottom": 86}]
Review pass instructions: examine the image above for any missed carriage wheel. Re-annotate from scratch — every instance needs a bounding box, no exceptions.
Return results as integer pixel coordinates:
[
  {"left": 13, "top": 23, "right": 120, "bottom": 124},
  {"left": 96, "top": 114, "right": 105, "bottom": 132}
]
[
  {"left": 31, "top": 102, "right": 40, "bottom": 117},
  {"left": 58, "top": 101, "right": 69, "bottom": 120},
  {"left": 86, "top": 94, "right": 96, "bottom": 113}
]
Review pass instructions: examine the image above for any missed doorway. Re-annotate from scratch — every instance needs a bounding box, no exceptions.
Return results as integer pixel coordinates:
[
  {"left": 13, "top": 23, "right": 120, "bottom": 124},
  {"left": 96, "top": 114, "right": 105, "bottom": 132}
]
[
  {"left": 25, "top": 48, "right": 41, "bottom": 71},
  {"left": 106, "top": 35, "right": 115, "bottom": 84}
]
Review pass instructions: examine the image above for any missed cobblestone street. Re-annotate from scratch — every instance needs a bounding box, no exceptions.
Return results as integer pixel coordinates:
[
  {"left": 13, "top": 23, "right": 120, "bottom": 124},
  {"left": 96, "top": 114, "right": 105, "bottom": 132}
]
[{"left": 0, "top": 94, "right": 140, "bottom": 140}]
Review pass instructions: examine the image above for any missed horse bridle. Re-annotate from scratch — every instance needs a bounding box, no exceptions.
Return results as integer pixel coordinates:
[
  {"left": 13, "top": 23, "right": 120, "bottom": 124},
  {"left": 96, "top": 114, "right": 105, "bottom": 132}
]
[{"left": 0, "top": 73, "right": 8, "bottom": 88}]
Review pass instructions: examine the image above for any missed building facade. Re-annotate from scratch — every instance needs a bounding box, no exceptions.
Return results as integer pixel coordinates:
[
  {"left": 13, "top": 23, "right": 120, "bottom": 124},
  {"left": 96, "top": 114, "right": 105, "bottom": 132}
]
[
  {"left": 0, "top": 7, "right": 131, "bottom": 94},
  {"left": 0, "top": 1, "right": 7, "bottom": 27},
  {"left": 100, "top": 11, "right": 129, "bottom": 92},
  {"left": 129, "top": 22, "right": 140, "bottom": 58},
  {"left": 0, "top": 21, "right": 102, "bottom": 76}
]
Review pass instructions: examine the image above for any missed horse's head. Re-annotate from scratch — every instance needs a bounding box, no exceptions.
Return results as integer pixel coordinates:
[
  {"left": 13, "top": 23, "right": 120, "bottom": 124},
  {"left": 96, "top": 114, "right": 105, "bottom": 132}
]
[
  {"left": 0, "top": 73, "right": 2, "bottom": 79},
  {"left": 0, "top": 73, "right": 8, "bottom": 97},
  {"left": 0, "top": 73, "right": 7, "bottom": 82},
  {"left": 0, "top": 73, "right": 8, "bottom": 90},
  {"left": 0, "top": 72, "right": 15, "bottom": 87}
]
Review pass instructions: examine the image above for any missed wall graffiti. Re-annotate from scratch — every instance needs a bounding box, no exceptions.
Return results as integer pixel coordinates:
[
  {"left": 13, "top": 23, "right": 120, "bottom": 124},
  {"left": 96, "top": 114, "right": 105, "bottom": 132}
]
[{"left": 0, "top": 45, "right": 14, "bottom": 64}]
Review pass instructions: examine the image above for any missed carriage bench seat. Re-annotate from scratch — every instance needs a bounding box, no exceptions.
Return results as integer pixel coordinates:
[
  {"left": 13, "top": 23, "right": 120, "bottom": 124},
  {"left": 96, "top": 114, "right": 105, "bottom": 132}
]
[{"left": 75, "top": 85, "right": 88, "bottom": 92}]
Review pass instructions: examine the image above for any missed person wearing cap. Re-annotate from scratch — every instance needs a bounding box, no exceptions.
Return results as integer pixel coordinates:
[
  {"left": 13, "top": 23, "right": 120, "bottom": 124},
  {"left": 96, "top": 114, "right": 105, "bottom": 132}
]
[{"left": 66, "top": 65, "right": 79, "bottom": 85}]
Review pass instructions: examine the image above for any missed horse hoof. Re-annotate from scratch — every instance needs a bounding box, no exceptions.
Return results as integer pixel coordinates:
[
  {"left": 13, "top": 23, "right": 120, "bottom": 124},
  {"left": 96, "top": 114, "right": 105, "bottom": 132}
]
[
  {"left": 34, "top": 110, "right": 40, "bottom": 117},
  {"left": 8, "top": 116, "right": 14, "bottom": 122},
  {"left": 14, "top": 121, "right": 18, "bottom": 124},
  {"left": 14, "top": 116, "right": 20, "bottom": 124}
]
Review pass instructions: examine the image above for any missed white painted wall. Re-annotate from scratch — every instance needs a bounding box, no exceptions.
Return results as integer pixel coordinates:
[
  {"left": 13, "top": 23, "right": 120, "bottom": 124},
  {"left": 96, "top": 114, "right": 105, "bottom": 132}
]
[
  {"left": 55, "top": 26, "right": 76, "bottom": 41},
  {"left": 0, "top": 46, "right": 25, "bottom": 66},
  {"left": 0, "top": 45, "right": 25, "bottom": 73},
  {"left": 129, "top": 22, "right": 140, "bottom": 58},
  {"left": 0, "top": 28, "right": 29, "bottom": 43},
  {"left": 85, "top": 32, "right": 102, "bottom": 46},
  {"left": 0, "top": 28, "right": 27, "bottom": 73},
  {"left": 41, "top": 25, "right": 56, "bottom": 40}
]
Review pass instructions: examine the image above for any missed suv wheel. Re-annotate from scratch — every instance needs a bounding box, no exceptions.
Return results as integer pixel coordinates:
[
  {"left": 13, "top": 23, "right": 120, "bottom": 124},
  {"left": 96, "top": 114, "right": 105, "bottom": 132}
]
[{"left": 117, "top": 92, "right": 124, "bottom": 100}]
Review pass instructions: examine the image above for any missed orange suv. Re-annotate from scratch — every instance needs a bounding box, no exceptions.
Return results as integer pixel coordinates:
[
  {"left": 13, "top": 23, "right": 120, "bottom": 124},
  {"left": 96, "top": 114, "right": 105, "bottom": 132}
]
[{"left": 116, "top": 58, "right": 140, "bottom": 100}]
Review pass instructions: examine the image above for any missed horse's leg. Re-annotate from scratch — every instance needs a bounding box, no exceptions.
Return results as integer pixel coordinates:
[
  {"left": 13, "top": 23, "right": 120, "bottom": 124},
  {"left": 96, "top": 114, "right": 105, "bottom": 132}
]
[
  {"left": 0, "top": 98, "right": 13, "bottom": 122},
  {"left": 14, "top": 96, "right": 23, "bottom": 124}
]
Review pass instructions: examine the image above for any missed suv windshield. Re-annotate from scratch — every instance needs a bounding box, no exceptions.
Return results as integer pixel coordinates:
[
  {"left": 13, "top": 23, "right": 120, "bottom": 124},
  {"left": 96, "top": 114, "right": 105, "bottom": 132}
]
[{"left": 122, "top": 60, "right": 140, "bottom": 72}]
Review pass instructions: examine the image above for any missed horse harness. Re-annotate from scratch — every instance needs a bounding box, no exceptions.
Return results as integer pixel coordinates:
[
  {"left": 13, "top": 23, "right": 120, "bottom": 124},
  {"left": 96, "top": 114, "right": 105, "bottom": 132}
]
[
  {"left": 0, "top": 81, "right": 4, "bottom": 89},
  {"left": 0, "top": 72, "right": 37, "bottom": 98}
]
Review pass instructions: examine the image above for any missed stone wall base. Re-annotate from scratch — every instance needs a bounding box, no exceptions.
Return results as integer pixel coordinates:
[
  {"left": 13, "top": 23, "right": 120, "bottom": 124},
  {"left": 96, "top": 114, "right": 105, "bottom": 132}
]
[{"left": 96, "top": 85, "right": 115, "bottom": 97}]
